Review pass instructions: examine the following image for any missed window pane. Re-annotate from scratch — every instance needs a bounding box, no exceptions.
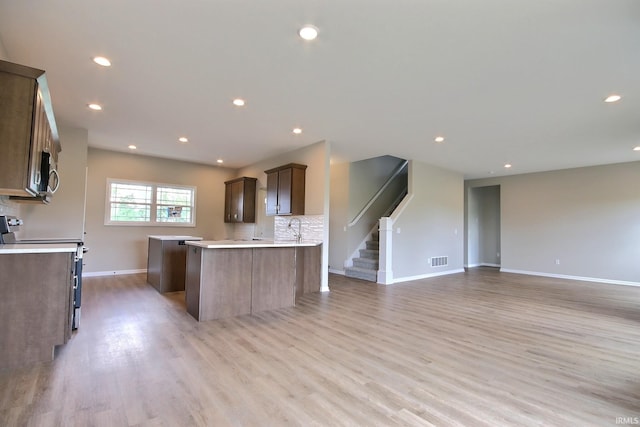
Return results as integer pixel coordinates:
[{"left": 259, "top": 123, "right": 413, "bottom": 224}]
[
  {"left": 157, "top": 206, "right": 191, "bottom": 223},
  {"left": 157, "top": 187, "right": 192, "bottom": 205},
  {"left": 110, "top": 203, "right": 151, "bottom": 222},
  {"left": 111, "top": 183, "right": 152, "bottom": 204}
]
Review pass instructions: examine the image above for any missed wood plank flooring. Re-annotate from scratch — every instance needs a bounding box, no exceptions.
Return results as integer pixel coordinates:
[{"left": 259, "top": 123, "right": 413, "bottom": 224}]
[{"left": 1, "top": 268, "right": 639, "bottom": 426}]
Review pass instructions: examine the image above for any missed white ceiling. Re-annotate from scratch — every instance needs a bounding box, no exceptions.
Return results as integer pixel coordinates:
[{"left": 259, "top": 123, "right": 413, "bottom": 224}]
[{"left": 1, "top": 0, "right": 639, "bottom": 179}]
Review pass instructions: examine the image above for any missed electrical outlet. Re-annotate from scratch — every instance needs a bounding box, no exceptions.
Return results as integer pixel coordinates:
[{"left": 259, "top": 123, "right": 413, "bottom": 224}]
[
  {"left": 497, "top": 252, "right": 500, "bottom": 258},
  {"left": 396, "top": 227, "right": 401, "bottom": 234},
  {"left": 555, "top": 259, "right": 560, "bottom": 265}
]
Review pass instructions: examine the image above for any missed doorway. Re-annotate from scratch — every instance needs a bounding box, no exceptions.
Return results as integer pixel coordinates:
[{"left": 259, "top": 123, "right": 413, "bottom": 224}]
[{"left": 467, "top": 185, "right": 501, "bottom": 268}]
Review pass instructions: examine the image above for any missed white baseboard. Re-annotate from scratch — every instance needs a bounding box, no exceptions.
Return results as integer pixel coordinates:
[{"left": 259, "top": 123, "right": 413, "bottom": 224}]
[
  {"left": 500, "top": 268, "right": 640, "bottom": 287},
  {"left": 83, "top": 269, "right": 146, "bottom": 278},
  {"left": 466, "top": 263, "right": 500, "bottom": 268},
  {"left": 393, "top": 268, "right": 465, "bottom": 284},
  {"left": 329, "top": 268, "right": 345, "bottom": 275}
]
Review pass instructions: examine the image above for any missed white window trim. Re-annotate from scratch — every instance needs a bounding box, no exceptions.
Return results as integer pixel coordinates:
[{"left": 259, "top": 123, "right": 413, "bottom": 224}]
[{"left": 105, "top": 178, "right": 197, "bottom": 227}]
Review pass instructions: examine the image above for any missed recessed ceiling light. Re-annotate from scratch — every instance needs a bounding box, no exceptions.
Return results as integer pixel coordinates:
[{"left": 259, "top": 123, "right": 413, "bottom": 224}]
[
  {"left": 216, "top": 159, "right": 224, "bottom": 164},
  {"left": 292, "top": 128, "right": 302, "bottom": 135},
  {"left": 633, "top": 146, "right": 640, "bottom": 151},
  {"left": 604, "top": 94, "right": 622, "bottom": 103},
  {"left": 232, "top": 98, "right": 245, "bottom": 107},
  {"left": 128, "top": 145, "right": 137, "bottom": 150},
  {"left": 178, "top": 137, "right": 189, "bottom": 143},
  {"left": 87, "top": 103, "right": 102, "bottom": 111},
  {"left": 434, "top": 136, "right": 445, "bottom": 143},
  {"left": 92, "top": 56, "right": 111, "bottom": 67},
  {"left": 504, "top": 163, "right": 512, "bottom": 169},
  {"left": 299, "top": 25, "right": 318, "bottom": 41}
]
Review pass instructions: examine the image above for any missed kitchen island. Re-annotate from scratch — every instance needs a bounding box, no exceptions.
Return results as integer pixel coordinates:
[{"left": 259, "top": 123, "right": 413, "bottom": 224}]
[
  {"left": 147, "top": 235, "right": 203, "bottom": 293},
  {"left": 184, "top": 240, "right": 322, "bottom": 321}
]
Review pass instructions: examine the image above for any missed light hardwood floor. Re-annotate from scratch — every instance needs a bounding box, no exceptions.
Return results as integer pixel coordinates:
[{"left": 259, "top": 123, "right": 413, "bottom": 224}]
[{"left": 1, "top": 268, "right": 639, "bottom": 426}]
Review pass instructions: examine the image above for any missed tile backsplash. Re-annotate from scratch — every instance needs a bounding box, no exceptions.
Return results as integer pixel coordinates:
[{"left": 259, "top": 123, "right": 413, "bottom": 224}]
[
  {"left": 232, "top": 223, "right": 256, "bottom": 241},
  {"left": 274, "top": 215, "right": 324, "bottom": 242}
]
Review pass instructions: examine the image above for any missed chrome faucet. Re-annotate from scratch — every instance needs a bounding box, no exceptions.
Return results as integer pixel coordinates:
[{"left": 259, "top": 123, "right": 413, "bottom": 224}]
[{"left": 287, "top": 217, "right": 302, "bottom": 243}]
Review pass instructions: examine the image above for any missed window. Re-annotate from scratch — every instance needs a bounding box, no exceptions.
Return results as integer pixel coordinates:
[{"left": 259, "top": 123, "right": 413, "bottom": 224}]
[{"left": 106, "top": 179, "right": 196, "bottom": 226}]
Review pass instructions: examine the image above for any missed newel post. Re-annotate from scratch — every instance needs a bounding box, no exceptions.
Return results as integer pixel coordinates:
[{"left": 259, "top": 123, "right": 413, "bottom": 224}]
[{"left": 377, "top": 217, "right": 393, "bottom": 285}]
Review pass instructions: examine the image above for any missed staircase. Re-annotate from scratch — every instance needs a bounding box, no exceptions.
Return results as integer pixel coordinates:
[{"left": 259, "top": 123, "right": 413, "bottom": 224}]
[{"left": 345, "top": 230, "right": 379, "bottom": 282}]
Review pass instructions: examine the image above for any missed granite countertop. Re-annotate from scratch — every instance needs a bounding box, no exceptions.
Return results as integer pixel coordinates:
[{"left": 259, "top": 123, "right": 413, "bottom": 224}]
[
  {"left": 0, "top": 243, "right": 79, "bottom": 254},
  {"left": 185, "top": 239, "right": 322, "bottom": 249},
  {"left": 148, "top": 235, "right": 203, "bottom": 241}
]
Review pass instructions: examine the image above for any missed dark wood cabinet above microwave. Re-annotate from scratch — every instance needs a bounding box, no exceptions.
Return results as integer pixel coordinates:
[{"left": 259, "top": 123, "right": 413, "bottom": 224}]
[{"left": 0, "top": 60, "right": 61, "bottom": 202}]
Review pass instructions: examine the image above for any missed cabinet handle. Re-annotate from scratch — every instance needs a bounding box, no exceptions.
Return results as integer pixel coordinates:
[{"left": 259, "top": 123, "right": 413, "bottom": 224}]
[{"left": 49, "top": 169, "right": 60, "bottom": 193}]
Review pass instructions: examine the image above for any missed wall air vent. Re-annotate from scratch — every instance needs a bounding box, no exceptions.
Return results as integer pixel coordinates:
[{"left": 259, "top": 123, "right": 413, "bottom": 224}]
[{"left": 430, "top": 256, "right": 448, "bottom": 267}]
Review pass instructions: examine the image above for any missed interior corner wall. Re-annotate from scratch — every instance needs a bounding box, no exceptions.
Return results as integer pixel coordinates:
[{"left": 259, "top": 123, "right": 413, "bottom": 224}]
[
  {"left": 18, "top": 126, "right": 88, "bottom": 240},
  {"left": 467, "top": 161, "right": 640, "bottom": 284},
  {"left": 329, "top": 161, "right": 349, "bottom": 272},
  {"left": 84, "top": 148, "right": 236, "bottom": 274},
  {"left": 392, "top": 161, "right": 464, "bottom": 280}
]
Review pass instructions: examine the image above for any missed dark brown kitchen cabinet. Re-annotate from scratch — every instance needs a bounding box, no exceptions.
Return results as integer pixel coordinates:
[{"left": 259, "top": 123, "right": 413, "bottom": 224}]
[
  {"left": 0, "top": 251, "right": 74, "bottom": 371},
  {"left": 224, "top": 177, "right": 257, "bottom": 223},
  {"left": 0, "top": 60, "right": 61, "bottom": 201},
  {"left": 264, "top": 163, "right": 306, "bottom": 216}
]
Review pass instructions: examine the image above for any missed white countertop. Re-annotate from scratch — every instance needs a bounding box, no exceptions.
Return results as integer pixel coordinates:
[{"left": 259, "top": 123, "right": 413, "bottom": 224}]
[
  {"left": 0, "top": 243, "right": 79, "bottom": 254},
  {"left": 186, "top": 239, "right": 322, "bottom": 249},
  {"left": 148, "top": 235, "right": 203, "bottom": 241}
]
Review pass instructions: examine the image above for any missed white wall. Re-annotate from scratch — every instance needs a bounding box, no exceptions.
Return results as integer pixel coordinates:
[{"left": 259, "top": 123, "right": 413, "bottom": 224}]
[
  {"left": 467, "top": 161, "right": 640, "bottom": 284},
  {"left": 392, "top": 161, "right": 465, "bottom": 280},
  {"left": 0, "top": 37, "right": 7, "bottom": 59},
  {"left": 348, "top": 155, "right": 405, "bottom": 219},
  {"left": 18, "top": 126, "right": 88, "bottom": 239},
  {"left": 84, "top": 148, "right": 236, "bottom": 274},
  {"left": 329, "top": 162, "right": 349, "bottom": 272}
]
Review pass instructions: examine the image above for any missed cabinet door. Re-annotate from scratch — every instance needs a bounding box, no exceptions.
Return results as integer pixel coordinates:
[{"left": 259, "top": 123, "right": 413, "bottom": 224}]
[
  {"left": 276, "top": 168, "right": 293, "bottom": 215},
  {"left": 0, "top": 72, "right": 36, "bottom": 196},
  {"left": 230, "top": 179, "right": 245, "bottom": 222},
  {"left": 266, "top": 171, "right": 279, "bottom": 216},
  {"left": 224, "top": 182, "right": 233, "bottom": 222}
]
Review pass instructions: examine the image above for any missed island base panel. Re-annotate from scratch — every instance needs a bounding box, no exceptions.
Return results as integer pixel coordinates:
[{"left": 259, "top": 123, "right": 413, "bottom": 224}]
[{"left": 251, "top": 247, "right": 296, "bottom": 313}]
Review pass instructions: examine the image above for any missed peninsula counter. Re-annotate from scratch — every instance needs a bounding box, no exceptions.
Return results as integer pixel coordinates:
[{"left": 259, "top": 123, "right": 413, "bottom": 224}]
[{"left": 185, "top": 240, "right": 322, "bottom": 321}]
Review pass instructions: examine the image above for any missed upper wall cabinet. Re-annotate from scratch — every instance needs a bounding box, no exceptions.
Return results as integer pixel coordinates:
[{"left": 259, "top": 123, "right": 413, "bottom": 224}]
[
  {"left": 224, "top": 177, "right": 257, "bottom": 223},
  {"left": 264, "top": 163, "right": 306, "bottom": 216},
  {"left": 0, "top": 60, "right": 61, "bottom": 202}
]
